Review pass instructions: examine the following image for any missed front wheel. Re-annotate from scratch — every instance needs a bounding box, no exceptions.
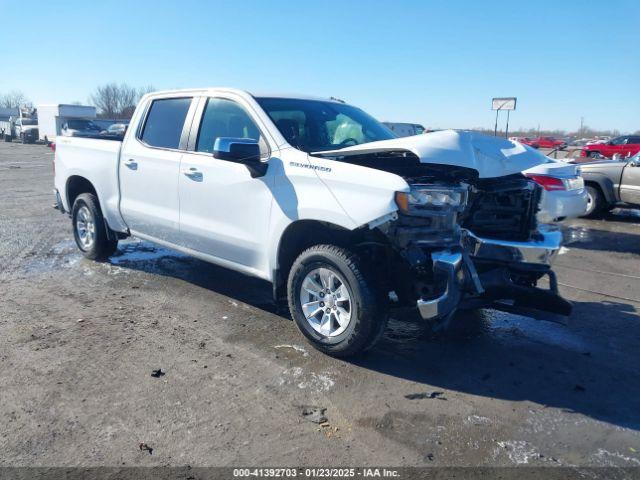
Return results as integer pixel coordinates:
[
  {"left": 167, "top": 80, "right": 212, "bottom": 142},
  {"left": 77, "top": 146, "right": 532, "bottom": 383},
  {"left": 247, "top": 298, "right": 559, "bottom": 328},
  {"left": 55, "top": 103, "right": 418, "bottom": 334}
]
[
  {"left": 72, "top": 193, "right": 118, "bottom": 260},
  {"left": 287, "top": 245, "right": 387, "bottom": 357}
]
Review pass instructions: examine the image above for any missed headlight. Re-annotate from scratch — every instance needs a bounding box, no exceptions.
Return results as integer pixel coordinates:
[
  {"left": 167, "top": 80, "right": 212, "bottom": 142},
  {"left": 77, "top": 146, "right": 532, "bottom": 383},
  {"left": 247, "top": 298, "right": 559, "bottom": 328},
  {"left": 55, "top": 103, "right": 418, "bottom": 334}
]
[{"left": 395, "top": 185, "right": 468, "bottom": 215}]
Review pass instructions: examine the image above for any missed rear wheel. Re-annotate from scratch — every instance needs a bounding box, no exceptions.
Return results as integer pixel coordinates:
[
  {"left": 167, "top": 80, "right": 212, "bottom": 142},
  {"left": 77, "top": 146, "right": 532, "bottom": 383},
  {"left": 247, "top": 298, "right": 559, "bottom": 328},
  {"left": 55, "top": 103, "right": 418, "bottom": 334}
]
[
  {"left": 71, "top": 193, "right": 118, "bottom": 260},
  {"left": 588, "top": 151, "right": 602, "bottom": 159},
  {"left": 583, "top": 185, "right": 605, "bottom": 218},
  {"left": 287, "top": 245, "right": 387, "bottom": 357}
]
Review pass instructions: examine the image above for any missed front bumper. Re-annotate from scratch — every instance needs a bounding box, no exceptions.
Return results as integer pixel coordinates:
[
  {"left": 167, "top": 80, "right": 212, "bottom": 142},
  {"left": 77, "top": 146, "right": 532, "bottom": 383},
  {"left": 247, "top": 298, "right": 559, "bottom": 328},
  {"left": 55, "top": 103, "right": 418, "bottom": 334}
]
[
  {"left": 415, "top": 227, "right": 568, "bottom": 321},
  {"left": 23, "top": 128, "right": 39, "bottom": 141},
  {"left": 416, "top": 251, "right": 464, "bottom": 320},
  {"left": 462, "top": 227, "right": 562, "bottom": 266}
]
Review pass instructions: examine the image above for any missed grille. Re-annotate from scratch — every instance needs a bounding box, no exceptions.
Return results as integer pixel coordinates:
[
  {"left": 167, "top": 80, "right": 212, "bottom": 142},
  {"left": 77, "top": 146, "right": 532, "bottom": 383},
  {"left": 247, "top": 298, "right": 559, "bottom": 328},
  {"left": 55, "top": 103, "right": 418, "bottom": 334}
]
[{"left": 462, "top": 177, "right": 541, "bottom": 241}]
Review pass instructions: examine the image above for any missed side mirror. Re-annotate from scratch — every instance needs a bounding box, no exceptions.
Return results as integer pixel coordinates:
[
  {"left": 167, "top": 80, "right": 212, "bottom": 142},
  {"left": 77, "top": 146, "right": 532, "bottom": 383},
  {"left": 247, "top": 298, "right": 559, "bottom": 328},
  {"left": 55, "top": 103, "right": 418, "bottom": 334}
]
[{"left": 213, "top": 137, "right": 267, "bottom": 177}]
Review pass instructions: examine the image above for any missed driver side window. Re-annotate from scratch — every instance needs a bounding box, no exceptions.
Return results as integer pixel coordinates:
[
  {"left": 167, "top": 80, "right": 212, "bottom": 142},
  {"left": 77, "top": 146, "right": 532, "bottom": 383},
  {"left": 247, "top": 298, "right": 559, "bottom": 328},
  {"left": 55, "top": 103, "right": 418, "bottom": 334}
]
[{"left": 196, "top": 98, "right": 268, "bottom": 158}]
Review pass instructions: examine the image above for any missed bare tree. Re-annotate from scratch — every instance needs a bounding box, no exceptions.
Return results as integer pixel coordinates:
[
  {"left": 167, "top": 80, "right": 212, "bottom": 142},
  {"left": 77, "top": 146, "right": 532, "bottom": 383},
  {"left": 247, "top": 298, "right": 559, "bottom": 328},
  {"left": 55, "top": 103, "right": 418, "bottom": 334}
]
[
  {"left": 0, "top": 90, "right": 32, "bottom": 109},
  {"left": 89, "top": 83, "right": 156, "bottom": 119}
]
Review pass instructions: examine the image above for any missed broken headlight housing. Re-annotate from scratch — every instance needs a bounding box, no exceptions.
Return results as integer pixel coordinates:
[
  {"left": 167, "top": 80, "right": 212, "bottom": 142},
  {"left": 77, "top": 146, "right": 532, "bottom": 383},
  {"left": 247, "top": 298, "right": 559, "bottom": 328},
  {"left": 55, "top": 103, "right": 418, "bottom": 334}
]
[{"left": 395, "top": 184, "right": 469, "bottom": 216}]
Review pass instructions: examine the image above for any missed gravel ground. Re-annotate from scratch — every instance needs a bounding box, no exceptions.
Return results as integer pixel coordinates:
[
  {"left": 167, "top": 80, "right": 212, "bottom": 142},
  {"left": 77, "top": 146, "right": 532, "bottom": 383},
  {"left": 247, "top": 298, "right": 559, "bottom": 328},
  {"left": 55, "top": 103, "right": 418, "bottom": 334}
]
[{"left": 1, "top": 142, "right": 640, "bottom": 474}]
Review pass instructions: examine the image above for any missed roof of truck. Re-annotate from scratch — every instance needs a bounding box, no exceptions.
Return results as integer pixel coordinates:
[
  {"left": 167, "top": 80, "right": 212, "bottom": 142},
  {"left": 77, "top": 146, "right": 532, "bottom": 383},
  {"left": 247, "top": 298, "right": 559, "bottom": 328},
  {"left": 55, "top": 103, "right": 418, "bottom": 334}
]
[{"left": 143, "top": 88, "right": 345, "bottom": 103}]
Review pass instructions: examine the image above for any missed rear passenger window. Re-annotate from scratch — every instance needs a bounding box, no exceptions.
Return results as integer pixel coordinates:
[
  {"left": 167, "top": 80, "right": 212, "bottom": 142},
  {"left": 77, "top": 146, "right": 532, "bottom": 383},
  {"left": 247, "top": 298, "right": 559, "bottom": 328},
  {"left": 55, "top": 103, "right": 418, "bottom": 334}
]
[{"left": 140, "top": 98, "right": 192, "bottom": 149}]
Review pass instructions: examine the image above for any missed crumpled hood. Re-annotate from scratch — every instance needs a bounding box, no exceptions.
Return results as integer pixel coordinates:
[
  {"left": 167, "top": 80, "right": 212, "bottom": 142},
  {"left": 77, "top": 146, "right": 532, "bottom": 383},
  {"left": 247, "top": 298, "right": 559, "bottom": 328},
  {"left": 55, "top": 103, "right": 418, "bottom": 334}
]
[{"left": 314, "top": 129, "right": 550, "bottom": 178}]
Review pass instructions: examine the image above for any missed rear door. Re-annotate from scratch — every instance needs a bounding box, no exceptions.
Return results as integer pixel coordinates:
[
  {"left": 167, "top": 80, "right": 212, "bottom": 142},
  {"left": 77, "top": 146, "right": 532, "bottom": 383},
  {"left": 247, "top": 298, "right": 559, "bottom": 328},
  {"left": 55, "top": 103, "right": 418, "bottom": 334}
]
[
  {"left": 177, "top": 95, "right": 275, "bottom": 272},
  {"left": 119, "top": 96, "right": 196, "bottom": 244}
]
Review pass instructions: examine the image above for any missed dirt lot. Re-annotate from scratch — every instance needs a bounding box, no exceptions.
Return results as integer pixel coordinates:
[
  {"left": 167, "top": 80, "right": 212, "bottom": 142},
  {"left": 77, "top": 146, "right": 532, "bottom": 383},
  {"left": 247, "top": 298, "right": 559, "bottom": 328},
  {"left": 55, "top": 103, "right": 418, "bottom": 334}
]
[{"left": 1, "top": 142, "right": 640, "bottom": 472}]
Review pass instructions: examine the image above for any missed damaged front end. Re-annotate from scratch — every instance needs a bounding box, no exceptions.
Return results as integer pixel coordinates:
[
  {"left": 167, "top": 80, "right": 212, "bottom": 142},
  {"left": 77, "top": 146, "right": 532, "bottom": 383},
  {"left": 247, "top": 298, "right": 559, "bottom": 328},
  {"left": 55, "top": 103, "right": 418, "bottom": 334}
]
[{"left": 373, "top": 168, "right": 571, "bottom": 328}]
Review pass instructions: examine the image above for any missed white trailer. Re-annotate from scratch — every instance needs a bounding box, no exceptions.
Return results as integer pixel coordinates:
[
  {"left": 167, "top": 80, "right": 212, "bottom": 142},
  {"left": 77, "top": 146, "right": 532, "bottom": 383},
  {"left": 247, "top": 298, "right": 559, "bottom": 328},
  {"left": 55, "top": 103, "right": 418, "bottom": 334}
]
[{"left": 36, "top": 104, "right": 97, "bottom": 143}]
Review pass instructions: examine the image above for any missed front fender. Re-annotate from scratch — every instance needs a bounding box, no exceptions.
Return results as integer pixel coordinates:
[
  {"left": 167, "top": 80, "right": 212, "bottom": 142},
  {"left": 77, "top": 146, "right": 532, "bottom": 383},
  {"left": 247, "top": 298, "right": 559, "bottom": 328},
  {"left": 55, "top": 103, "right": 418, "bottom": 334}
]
[{"left": 308, "top": 154, "right": 409, "bottom": 227}]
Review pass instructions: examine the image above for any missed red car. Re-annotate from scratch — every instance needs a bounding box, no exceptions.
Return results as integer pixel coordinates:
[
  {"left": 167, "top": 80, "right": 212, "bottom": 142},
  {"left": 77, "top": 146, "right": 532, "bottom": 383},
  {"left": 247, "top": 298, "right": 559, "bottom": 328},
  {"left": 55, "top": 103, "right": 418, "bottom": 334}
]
[
  {"left": 580, "top": 135, "right": 640, "bottom": 160},
  {"left": 532, "top": 136, "right": 566, "bottom": 149},
  {"left": 518, "top": 137, "right": 540, "bottom": 148}
]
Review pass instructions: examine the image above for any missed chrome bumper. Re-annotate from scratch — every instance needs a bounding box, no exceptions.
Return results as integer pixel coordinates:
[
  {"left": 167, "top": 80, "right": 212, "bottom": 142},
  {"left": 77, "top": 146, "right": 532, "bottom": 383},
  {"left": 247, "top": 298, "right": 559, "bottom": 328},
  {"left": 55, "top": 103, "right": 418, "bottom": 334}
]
[
  {"left": 462, "top": 227, "right": 562, "bottom": 266},
  {"left": 416, "top": 251, "right": 464, "bottom": 320},
  {"left": 415, "top": 227, "right": 564, "bottom": 321}
]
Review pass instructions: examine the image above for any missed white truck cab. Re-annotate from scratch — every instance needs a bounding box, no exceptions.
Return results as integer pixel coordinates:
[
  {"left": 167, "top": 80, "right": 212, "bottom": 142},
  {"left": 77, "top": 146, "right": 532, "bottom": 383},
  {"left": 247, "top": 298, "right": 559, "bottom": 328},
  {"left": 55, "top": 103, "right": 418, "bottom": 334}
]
[
  {"left": 12, "top": 117, "right": 39, "bottom": 143},
  {"left": 54, "top": 88, "right": 573, "bottom": 356}
]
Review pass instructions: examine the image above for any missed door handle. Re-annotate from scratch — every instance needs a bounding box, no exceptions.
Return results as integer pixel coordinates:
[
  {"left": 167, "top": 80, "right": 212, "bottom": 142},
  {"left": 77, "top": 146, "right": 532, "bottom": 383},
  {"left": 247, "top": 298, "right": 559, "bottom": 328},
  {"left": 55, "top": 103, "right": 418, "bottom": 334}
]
[
  {"left": 124, "top": 159, "right": 138, "bottom": 170},
  {"left": 182, "top": 167, "right": 203, "bottom": 181}
]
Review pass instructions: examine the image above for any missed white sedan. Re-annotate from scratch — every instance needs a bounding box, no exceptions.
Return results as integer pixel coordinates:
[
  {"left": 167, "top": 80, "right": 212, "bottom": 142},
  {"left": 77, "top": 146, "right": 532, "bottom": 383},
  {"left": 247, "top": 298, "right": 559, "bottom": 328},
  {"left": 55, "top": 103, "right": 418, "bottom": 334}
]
[{"left": 524, "top": 159, "right": 588, "bottom": 222}]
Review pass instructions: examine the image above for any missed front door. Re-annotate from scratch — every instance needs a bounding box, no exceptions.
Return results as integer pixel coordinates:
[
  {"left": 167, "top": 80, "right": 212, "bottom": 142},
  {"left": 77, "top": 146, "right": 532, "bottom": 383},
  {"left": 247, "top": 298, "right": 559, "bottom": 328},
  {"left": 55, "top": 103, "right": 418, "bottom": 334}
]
[
  {"left": 119, "top": 96, "right": 194, "bottom": 244},
  {"left": 620, "top": 158, "right": 640, "bottom": 206},
  {"left": 178, "top": 96, "right": 275, "bottom": 273}
]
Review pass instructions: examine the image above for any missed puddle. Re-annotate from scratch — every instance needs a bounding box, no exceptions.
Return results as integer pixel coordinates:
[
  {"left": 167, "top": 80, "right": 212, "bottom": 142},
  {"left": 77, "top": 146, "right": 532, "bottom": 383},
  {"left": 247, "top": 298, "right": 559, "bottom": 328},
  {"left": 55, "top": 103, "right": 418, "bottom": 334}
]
[
  {"left": 562, "top": 225, "right": 591, "bottom": 245},
  {"left": 110, "top": 240, "right": 189, "bottom": 266},
  {"left": 22, "top": 239, "right": 192, "bottom": 277},
  {"left": 612, "top": 208, "right": 640, "bottom": 220},
  {"left": 23, "top": 240, "right": 82, "bottom": 275}
]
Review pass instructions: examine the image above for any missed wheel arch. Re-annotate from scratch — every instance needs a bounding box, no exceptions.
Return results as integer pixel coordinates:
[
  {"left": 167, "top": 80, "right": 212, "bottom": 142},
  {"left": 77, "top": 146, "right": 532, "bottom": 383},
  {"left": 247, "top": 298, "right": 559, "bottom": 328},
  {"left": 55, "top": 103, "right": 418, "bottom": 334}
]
[
  {"left": 66, "top": 175, "right": 98, "bottom": 209},
  {"left": 581, "top": 173, "right": 616, "bottom": 204},
  {"left": 272, "top": 220, "right": 356, "bottom": 302}
]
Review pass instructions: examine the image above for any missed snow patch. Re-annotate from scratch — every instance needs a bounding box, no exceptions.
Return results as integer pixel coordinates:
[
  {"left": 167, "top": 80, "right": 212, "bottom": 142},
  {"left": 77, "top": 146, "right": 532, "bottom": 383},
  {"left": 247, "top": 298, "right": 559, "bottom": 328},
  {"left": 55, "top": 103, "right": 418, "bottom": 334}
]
[
  {"left": 497, "top": 440, "right": 539, "bottom": 465},
  {"left": 464, "top": 415, "right": 491, "bottom": 426},
  {"left": 278, "top": 367, "right": 334, "bottom": 392},
  {"left": 274, "top": 344, "right": 309, "bottom": 357},
  {"left": 594, "top": 448, "right": 640, "bottom": 466},
  {"left": 489, "top": 310, "right": 588, "bottom": 353}
]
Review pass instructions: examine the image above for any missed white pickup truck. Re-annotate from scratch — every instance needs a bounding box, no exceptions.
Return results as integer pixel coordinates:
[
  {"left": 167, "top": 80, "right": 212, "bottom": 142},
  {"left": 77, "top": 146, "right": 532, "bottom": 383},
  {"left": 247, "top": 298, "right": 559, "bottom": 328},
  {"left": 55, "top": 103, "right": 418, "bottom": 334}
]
[{"left": 54, "top": 88, "right": 576, "bottom": 357}]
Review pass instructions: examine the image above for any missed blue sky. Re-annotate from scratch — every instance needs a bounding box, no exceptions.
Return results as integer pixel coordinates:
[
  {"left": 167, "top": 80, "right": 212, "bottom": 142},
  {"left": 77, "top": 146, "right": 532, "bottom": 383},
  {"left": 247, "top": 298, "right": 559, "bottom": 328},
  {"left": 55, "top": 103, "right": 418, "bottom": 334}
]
[{"left": 2, "top": 0, "right": 639, "bottom": 132}]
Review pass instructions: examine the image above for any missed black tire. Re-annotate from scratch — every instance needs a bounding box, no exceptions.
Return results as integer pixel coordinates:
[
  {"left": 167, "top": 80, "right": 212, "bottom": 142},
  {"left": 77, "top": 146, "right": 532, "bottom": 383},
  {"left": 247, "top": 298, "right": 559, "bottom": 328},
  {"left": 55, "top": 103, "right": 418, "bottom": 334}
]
[
  {"left": 287, "top": 245, "right": 387, "bottom": 357},
  {"left": 71, "top": 193, "right": 118, "bottom": 260},
  {"left": 588, "top": 151, "right": 602, "bottom": 159},
  {"left": 583, "top": 185, "right": 605, "bottom": 218}
]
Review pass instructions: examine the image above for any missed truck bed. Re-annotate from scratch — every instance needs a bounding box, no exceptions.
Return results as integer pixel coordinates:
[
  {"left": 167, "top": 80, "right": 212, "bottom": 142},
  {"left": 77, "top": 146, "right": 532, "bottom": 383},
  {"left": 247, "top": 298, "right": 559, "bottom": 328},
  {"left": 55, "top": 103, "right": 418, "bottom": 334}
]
[{"left": 54, "top": 136, "right": 128, "bottom": 233}]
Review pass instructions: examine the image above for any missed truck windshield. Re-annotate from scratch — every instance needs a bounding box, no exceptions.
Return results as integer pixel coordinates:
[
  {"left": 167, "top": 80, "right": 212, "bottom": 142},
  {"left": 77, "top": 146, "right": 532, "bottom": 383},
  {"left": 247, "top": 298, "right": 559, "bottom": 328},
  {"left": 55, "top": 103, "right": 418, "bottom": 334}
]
[
  {"left": 20, "top": 119, "right": 37, "bottom": 125},
  {"left": 255, "top": 97, "right": 396, "bottom": 152}
]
